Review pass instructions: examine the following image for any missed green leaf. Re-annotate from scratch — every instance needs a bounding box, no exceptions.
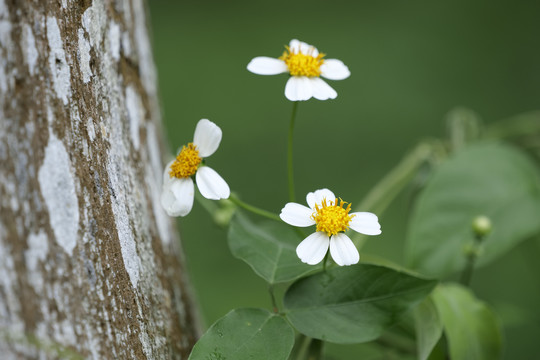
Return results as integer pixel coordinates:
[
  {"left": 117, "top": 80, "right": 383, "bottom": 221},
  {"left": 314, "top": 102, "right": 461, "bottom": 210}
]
[
  {"left": 413, "top": 296, "right": 443, "bottom": 360},
  {"left": 432, "top": 284, "right": 502, "bottom": 360},
  {"left": 283, "top": 264, "right": 437, "bottom": 344},
  {"left": 188, "top": 308, "right": 294, "bottom": 360},
  {"left": 227, "top": 213, "right": 320, "bottom": 284},
  {"left": 406, "top": 141, "right": 540, "bottom": 278}
]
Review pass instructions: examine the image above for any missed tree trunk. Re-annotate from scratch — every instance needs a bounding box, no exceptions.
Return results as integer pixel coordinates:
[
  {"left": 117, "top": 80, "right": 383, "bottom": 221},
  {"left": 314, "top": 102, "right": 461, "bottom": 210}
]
[{"left": 0, "top": 1, "right": 199, "bottom": 359}]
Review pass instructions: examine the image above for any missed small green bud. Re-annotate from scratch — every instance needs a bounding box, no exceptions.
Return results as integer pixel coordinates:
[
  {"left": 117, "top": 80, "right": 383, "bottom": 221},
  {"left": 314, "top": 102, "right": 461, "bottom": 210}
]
[
  {"left": 213, "top": 199, "right": 237, "bottom": 227},
  {"left": 472, "top": 215, "right": 492, "bottom": 238}
]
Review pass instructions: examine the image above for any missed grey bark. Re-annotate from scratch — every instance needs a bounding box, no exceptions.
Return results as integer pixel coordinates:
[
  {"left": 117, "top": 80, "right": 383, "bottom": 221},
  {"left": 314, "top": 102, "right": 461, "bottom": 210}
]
[{"left": 0, "top": 0, "right": 199, "bottom": 359}]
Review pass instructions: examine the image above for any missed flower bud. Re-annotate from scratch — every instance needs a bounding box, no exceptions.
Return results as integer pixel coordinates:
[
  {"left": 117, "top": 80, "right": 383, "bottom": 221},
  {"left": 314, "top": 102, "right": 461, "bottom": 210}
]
[
  {"left": 213, "top": 199, "right": 237, "bottom": 227},
  {"left": 472, "top": 215, "right": 492, "bottom": 238}
]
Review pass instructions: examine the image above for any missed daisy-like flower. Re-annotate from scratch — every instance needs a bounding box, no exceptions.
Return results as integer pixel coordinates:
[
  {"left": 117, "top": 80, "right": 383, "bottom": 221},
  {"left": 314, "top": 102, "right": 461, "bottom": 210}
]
[
  {"left": 247, "top": 39, "right": 350, "bottom": 101},
  {"left": 280, "top": 189, "right": 381, "bottom": 266},
  {"left": 161, "top": 119, "right": 230, "bottom": 217}
]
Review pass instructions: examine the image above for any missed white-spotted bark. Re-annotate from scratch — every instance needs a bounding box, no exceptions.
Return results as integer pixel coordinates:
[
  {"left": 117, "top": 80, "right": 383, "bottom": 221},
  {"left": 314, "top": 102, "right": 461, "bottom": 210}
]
[{"left": 0, "top": 0, "right": 199, "bottom": 358}]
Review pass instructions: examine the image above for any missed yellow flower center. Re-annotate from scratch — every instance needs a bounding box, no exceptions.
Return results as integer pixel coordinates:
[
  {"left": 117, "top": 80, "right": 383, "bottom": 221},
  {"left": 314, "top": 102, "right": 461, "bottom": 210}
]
[
  {"left": 311, "top": 198, "right": 355, "bottom": 236},
  {"left": 279, "top": 46, "right": 325, "bottom": 77},
  {"left": 169, "top": 143, "right": 202, "bottom": 178}
]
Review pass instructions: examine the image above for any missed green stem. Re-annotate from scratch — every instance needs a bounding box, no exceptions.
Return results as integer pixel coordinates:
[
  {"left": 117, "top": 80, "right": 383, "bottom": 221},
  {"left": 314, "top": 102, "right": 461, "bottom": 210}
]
[
  {"left": 357, "top": 141, "right": 443, "bottom": 214},
  {"left": 446, "top": 107, "right": 481, "bottom": 152},
  {"left": 288, "top": 334, "right": 324, "bottom": 360},
  {"left": 322, "top": 252, "right": 330, "bottom": 272},
  {"left": 288, "top": 334, "right": 309, "bottom": 360},
  {"left": 268, "top": 285, "right": 279, "bottom": 313},
  {"left": 288, "top": 101, "right": 299, "bottom": 202},
  {"left": 484, "top": 111, "right": 540, "bottom": 140},
  {"left": 228, "top": 193, "right": 281, "bottom": 222},
  {"left": 350, "top": 141, "right": 445, "bottom": 247},
  {"left": 460, "top": 255, "right": 476, "bottom": 287},
  {"left": 460, "top": 234, "right": 484, "bottom": 287}
]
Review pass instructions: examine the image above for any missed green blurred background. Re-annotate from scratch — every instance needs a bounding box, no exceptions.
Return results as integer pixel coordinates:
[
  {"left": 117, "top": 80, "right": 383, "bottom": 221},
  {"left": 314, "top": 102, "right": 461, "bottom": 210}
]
[{"left": 148, "top": 1, "right": 540, "bottom": 358}]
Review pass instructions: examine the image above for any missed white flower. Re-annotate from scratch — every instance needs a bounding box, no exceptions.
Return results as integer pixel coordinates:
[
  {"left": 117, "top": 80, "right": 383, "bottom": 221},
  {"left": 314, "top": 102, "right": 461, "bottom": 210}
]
[
  {"left": 247, "top": 39, "right": 351, "bottom": 101},
  {"left": 280, "top": 189, "right": 381, "bottom": 266},
  {"left": 161, "top": 119, "right": 230, "bottom": 217}
]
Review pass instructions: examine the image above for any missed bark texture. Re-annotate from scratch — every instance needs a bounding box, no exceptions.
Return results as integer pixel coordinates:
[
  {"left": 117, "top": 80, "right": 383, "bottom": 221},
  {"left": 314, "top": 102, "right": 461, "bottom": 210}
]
[{"left": 0, "top": 0, "right": 199, "bottom": 358}]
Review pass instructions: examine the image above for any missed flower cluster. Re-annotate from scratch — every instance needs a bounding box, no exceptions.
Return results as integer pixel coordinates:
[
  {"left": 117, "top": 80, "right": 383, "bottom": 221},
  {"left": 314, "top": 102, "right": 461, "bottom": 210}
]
[{"left": 162, "top": 40, "right": 380, "bottom": 267}]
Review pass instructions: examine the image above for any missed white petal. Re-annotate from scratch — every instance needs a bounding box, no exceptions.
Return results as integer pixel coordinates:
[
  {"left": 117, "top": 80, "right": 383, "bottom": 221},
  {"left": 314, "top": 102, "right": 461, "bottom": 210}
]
[
  {"left": 193, "top": 119, "right": 222, "bottom": 157},
  {"left": 161, "top": 178, "right": 194, "bottom": 217},
  {"left": 330, "top": 233, "right": 359, "bottom": 266},
  {"left": 289, "top": 39, "right": 318, "bottom": 57},
  {"left": 320, "top": 59, "right": 351, "bottom": 80},
  {"left": 285, "top": 76, "right": 313, "bottom": 101},
  {"left": 288, "top": 39, "right": 303, "bottom": 53},
  {"left": 196, "top": 166, "right": 230, "bottom": 200},
  {"left": 162, "top": 159, "right": 176, "bottom": 185},
  {"left": 310, "top": 78, "right": 337, "bottom": 100},
  {"left": 296, "top": 232, "right": 329, "bottom": 265},
  {"left": 247, "top": 56, "right": 288, "bottom": 75},
  {"left": 306, "top": 188, "right": 336, "bottom": 209},
  {"left": 349, "top": 212, "right": 382, "bottom": 235},
  {"left": 280, "top": 203, "right": 316, "bottom": 227}
]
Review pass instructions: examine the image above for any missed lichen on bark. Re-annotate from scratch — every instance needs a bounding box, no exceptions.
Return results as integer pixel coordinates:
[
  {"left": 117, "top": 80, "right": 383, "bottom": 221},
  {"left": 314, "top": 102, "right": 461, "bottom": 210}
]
[{"left": 0, "top": 0, "right": 199, "bottom": 358}]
